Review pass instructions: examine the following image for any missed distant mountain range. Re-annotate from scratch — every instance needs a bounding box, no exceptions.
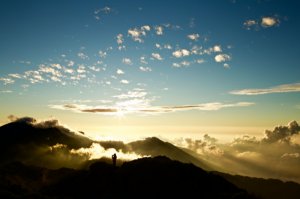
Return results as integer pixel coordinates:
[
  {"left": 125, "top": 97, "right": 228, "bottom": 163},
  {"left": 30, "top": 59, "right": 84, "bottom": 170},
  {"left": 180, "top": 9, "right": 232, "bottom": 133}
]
[{"left": 1, "top": 118, "right": 300, "bottom": 199}]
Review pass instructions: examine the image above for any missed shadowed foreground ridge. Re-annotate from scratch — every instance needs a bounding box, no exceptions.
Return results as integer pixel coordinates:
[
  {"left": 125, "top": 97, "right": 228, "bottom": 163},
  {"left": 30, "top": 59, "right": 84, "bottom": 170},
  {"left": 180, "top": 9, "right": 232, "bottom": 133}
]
[{"left": 0, "top": 156, "right": 255, "bottom": 199}]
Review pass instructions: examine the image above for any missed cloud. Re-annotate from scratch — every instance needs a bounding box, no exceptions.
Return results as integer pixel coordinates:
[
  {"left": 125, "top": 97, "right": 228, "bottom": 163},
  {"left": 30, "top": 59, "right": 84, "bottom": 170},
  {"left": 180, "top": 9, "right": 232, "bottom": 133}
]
[
  {"left": 122, "top": 58, "right": 132, "bottom": 65},
  {"left": 223, "top": 63, "right": 230, "bottom": 69},
  {"left": 8, "top": 73, "right": 22, "bottom": 79},
  {"left": 116, "top": 34, "right": 124, "bottom": 45},
  {"left": 139, "top": 66, "right": 152, "bottom": 72},
  {"left": 0, "top": 77, "right": 15, "bottom": 85},
  {"left": 155, "top": 26, "right": 163, "bottom": 35},
  {"left": 187, "top": 33, "right": 200, "bottom": 41},
  {"left": 172, "top": 120, "right": 300, "bottom": 183},
  {"left": 0, "top": 90, "right": 13, "bottom": 93},
  {"left": 172, "top": 61, "right": 191, "bottom": 68},
  {"left": 151, "top": 53, "right": 163, "bottom": 61},
  {"left": 50, "top": 101, "right": 254, "bottom": 115},
  {"left": 214, "top": 54, "right": 231, "bottom": 62},
  {"left": 128, "top": 25, "right": 150, "bottom": 43},
  {"left": 77, "top": 52, "right": 89, "bottom": 60},
  {"left": 261, "top": 17, "right": 279, "bottom": 28},
  {"left": 120, "top": 79, "right": 129, "bottom": 84},
  {"left": 243, "top": 19, "right": 257, "bottom": 30},
  {"left": 244, "top": 16, "right": 279, "bottom": 30},
  {"left": 262, "top": 121, "right": 300, "bottom": 143},
  {"left": 141, "top": 25, "right": 151, "bottom": 31},
  {"left": 230, "top": 83, "right": 300, "bottom": 95},
  {"left": 98, "top": 50, "right": 107, "bottom": 58},
  {"left": 213, "top": 45, "right": 222, "bottom": 52},
  {"left": 116, "top": 69, "right": 124, "bottom": 75},
  {"left": 172, "top": 49, "right": 190, "bottom": 58}
]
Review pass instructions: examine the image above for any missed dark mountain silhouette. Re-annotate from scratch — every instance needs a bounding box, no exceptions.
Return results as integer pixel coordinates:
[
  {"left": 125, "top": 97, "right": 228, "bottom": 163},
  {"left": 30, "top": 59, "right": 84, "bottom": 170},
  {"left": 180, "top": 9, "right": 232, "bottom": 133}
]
[
  {"left": 215, "top": 172, "right": 300, "bottom": 199},
  {"left": 0, "top": 156, "right": 256, "bottom": 199},
  {"left": 0, "top": 118, "right": 300, "bottom": 199},
  {"left": 127, "top": 137, "right": 210, "bottom": 170},
  {"left": 0, "top": 118, "right": 93, "bottom": 167}
]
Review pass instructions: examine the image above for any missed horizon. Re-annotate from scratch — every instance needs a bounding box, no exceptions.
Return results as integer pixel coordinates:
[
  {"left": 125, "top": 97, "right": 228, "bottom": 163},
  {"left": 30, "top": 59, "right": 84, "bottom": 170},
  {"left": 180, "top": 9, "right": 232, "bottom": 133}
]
[{"left": 1, "top": 0, "right": 300, "bottom": 142}]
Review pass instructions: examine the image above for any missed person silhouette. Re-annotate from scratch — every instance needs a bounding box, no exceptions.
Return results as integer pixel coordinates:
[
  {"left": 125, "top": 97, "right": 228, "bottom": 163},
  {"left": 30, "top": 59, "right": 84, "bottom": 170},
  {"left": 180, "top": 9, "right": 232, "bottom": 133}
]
[{"left": 112, "top": 153, "right": 117, "bottom": 167}]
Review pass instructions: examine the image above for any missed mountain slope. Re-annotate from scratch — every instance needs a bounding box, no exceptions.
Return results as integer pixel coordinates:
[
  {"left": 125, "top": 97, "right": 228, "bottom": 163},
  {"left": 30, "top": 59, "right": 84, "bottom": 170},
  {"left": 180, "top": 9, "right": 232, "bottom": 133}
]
[
  {"left": 0, "top": 157, "right": 256, "bottom": 199},
  {"left": 128, "top": 137, "right": 210, "bottom": 170}
]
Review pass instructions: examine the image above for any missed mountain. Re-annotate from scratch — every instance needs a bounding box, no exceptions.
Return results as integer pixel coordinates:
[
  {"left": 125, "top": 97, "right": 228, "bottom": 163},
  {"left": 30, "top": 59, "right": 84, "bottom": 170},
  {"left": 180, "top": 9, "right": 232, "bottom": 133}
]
[
  {"left": 0, "top": 156, "right": 256, "bottom": 199},
  {"left": 127, "top": 137, "right": 210, "bottom": 170},
  {"left": 215, "top": 172, "right": 300, "bottom": 199},
  {"left": 0, "top": 117, "right": 93, "bottom": 167}
]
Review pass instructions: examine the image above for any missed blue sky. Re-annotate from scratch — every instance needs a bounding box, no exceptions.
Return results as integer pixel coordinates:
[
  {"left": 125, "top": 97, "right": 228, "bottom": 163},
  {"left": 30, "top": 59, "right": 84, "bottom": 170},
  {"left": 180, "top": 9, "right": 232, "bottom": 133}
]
[{"left": 0, "top": 0, "right": 300, "bottom": 140}]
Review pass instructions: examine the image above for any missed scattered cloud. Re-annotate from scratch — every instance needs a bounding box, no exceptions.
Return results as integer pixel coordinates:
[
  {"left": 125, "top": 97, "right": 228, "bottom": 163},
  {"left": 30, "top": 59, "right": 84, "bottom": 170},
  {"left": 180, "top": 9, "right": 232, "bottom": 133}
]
[
  {"left": 173, "top": 120, "right": 300, "bottom": 183},
  {"left": 172, "top": 49, "right": 190, "bottom": 58},
  {"left": 98, "top": 50, "right": 107, "bottom": 58},
  {"left": 120, "top": 79, "right": 129, "bottom": 84},
  {"left": 244, "top": 16, "right": 279, "bottom": 30},
  {"left": 128, "top": 25, "right": 151, "bottom": 43},
  {"left": 230, "top": 83, "right": 300, "bottom": 95},
  {"left": 77, "top": 52, "right": 89, "bottom": 60},
  {"left": 116, "top": 69, "right": 124, "bottom": 75},
  {"left": 0, "top": 77, "right": 15, "bottom": 85},
  {"left": 8, "top": 73, "right": 22, "bottom": 79},
  {"left": 139, "top": 66, "right": 152, "bottom": 72},
  {"left": 243, "top": 19, "right": 257, "bottom": 30},
  {"left": 116, "top": 34, "right": 124, "bottom": 45},
  {"left": 187, "top": 33, "right": 200, "bottom": 41},
  {"left": 155, "top": 26, "right": 163, "bottom": 35},
  {"left": 213, "top": 45, "right": 222, "bottom": 52},
  {"left": 122, "top": 58, "right": 133, "bottom": 65},
  {"left": 151, "top": 53, "right": 163, "bottom": 61},
  {"left": 261, "top": 16, "right": 279, "bottom": 28},
  {"left": 214, "top": 54, "right": 231, "bottom": 63},
  {"left": 0, "top": 90, "right": 13, "bottom": 93},
  {"left": 50, "top": 101, "right": 254, "bottom": 115}
]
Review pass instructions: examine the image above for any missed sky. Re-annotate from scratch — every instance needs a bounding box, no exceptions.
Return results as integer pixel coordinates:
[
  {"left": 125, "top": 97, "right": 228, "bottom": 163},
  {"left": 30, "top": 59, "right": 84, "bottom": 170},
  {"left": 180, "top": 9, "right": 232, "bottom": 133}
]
[{"left": 0, "top": 0, "right": 300, "bottom": 141}]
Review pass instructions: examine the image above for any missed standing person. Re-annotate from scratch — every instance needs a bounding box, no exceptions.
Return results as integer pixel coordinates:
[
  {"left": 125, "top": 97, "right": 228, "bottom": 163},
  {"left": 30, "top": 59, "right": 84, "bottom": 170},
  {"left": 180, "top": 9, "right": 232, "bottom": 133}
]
[{"left": 112, "top": 153, "right": 117, "bottom": 167}]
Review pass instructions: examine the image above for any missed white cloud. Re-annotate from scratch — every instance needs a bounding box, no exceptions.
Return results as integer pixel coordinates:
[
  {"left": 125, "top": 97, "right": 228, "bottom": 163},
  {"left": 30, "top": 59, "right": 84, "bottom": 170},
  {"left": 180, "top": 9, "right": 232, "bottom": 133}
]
[
  {"left": 164, "top": 44, "right": 172, "bottom": 50},
  {"left": 77, "top": 65, "right": 86, "bottom": 74},
  {"left": 139, "top": 66, "right": 152, "bottom": 72},
  {"left": 261, "top": 17, "right": 278, "bottom": 27},
  {"left": 50, "top": 101, "right": 254, "bottom": 115},
  {"left": 172, "top": 49, "right": 190, "bottom": 58},
  {"left": 155, "top": 43, "right": 162, "bottom": 49},
  {"left": 151, "top": 53, "right": 163, "bottom": 61},
  {"left": 223, "top": 63, "right": 230, "bottom": 69},
  {"left": 8, "top": 74, "right": 22, "bottom": 79},
  {"left": 116, "top": 34, "right": 124, "bottom": 45},
  {"left": 0, "top": 90, "right": 13, "bottom": 93},
  {"left": 230, "top": 83, "right": 300, "bottom": 95},
  {"left": 120, "top": 79, "right": 129, "bottom": 84},
  {"left": 89, "top": 66, "right": 101, "bottom": 72},
  {"left": 155, "top": 26, "right": 163, "bottom": 35},
  {"left": 77, "top": 52, "right": 89, "bottom": 60},
  {"left": 196, "top": 59, "right": 205, "bottom": 64},
  {"left": 64, "top": 68, "right": 74, "bottom": 74},
  {"left": 122, "top": 58, "right": 132, "bottom": 65},
  {"left": 214, "top": 54, "right": 231, "bottom": 62},
  {"left": 98, "top": 50, "right": 107, "bottom": 58},
  {"left": 172, "top": 60, "right": 192, "bottom": 68},
  {"left": 243, "top": 19, "right": 257, "bottom": 30},
  {"left": 128, "top": 28, "right": 144, "bottom": 43},
  {"left": 67, "top": 60, "right": 75, "bottom": 67},
  {"left": 213, "top": 45, "right": 222, "bottom": 52},
  {"left": 141, "top": 25, "right": 151, "bottom": 31},
  {"left": 116, "top": 69, "right": 124, "bottom": 75},
  {"left": 140, "top": 56, "right": 148, "bottom": 64},
  {"left": 187, "top": 33, "right": 200, "bottom": 41},
  {"left": 0, "top": 77, "right": 15, "bottom": 85}
]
